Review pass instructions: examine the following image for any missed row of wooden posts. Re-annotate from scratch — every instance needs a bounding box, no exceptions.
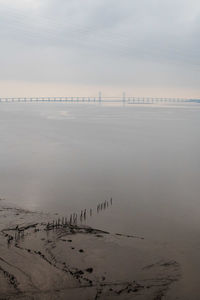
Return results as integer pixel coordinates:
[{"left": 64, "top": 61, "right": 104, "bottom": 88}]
[
  {"left": 5, "top": 198, "right": 113, "bottom": 245},
  {"left": 46, "top": 197, "right": 113, "bottom": 230}
]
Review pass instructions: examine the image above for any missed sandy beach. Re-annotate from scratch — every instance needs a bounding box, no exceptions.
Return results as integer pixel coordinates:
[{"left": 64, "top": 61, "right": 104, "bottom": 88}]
[{"left": 0, "top": 198, "right": 181, "bottom": 300}]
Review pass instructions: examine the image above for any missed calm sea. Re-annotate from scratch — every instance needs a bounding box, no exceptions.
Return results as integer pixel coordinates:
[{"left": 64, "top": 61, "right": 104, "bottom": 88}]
[{"left": 0, "top": 102, "right": 200, "bottom": 244}]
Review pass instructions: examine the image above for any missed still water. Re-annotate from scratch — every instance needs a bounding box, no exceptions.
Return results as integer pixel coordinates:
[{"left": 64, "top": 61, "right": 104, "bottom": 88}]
[{"left": 0, "top": 102, "right": 200, "bottom": 246}]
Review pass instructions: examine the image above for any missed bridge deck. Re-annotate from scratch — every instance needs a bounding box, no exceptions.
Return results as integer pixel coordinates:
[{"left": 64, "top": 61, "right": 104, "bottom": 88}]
[{"left": 0, "top": 97, "right": 199, "bottom": 103}]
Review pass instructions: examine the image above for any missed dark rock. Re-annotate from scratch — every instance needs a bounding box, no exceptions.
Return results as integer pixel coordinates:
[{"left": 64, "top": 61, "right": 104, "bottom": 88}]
[{"left": 86, "top": 268, "right": 93, "bottom": 273}]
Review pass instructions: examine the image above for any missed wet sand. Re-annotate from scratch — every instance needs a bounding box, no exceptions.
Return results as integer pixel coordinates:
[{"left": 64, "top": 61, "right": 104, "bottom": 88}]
[{"left": 0, "top": 199, "right": 180, "bottom": 299}]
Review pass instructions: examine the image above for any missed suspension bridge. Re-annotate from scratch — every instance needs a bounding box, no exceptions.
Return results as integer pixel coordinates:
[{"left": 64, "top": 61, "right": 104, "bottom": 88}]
[{"left": 0, "top": 96, "right": 199, "bottom": 104}]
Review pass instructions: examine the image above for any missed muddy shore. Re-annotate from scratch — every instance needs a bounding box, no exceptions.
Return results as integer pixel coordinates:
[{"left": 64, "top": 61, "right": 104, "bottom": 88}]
[{"left": 0, "top": 199, "right": 180, "bottom": 299}]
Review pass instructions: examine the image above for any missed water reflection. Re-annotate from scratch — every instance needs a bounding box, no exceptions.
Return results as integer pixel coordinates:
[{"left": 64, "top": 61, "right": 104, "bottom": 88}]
[{"left": 0, "top": 103, "right": 200, "bottom": 245}]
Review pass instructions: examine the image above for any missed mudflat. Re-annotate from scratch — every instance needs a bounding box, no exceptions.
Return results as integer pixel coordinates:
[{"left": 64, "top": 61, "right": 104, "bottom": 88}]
[{"left": 0, "top": 199, "right": 180, "bottom": 300}]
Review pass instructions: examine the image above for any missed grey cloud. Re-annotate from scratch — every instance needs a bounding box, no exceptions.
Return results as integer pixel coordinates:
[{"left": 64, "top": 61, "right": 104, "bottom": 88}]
[{"left": 0, "top": 0, "right": 199, "bottom": 92}]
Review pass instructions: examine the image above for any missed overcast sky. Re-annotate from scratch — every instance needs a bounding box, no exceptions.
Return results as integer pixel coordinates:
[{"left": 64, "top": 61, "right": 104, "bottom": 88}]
[{"left": 0, "top": 0, "right": 200, "bottom": 97}]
